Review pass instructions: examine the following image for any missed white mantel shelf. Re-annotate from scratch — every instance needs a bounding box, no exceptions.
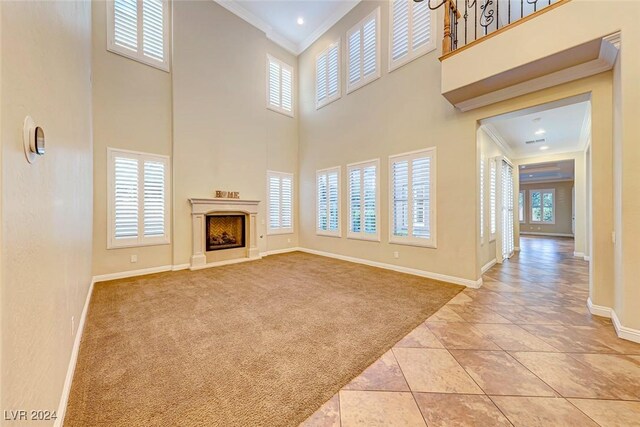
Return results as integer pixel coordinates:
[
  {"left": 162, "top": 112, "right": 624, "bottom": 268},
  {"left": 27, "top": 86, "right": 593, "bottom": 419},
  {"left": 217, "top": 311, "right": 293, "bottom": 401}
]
[{"left": 189, "top": 198, "right": 261, "bottom": 269}]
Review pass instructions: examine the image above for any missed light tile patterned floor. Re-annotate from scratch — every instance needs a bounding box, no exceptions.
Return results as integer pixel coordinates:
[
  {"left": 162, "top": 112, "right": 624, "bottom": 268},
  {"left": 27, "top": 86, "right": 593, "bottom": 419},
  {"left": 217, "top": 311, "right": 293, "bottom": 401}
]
[{"left": 300, "top": 237, "right": 640, "bottom": 426}]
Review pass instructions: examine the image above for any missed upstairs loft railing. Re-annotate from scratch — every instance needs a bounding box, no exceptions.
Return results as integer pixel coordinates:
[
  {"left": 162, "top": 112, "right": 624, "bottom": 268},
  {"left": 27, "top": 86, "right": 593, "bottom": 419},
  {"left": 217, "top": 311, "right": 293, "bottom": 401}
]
[{"left": 419, "top": 0, "right": 566, "bottom": 57}]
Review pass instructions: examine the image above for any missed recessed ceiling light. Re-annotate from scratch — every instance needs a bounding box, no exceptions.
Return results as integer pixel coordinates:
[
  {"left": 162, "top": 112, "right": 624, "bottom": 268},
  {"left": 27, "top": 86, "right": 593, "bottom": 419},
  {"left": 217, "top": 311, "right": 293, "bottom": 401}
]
[
  {"left": 297, "top": 17, "right": 304, "bottom": 25},
  {"left": 540, "top": 146, "right": 549, "bottom": 150},
  {"left": 535, "top": 129, "right": 546, "bottom": 135}
]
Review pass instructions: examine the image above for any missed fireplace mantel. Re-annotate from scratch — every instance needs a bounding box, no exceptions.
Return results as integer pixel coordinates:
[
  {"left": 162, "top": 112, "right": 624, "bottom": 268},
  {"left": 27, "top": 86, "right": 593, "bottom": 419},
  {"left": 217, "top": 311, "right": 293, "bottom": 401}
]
[{"left": 189, "top": 198, "right": 261, "bottom": 269}]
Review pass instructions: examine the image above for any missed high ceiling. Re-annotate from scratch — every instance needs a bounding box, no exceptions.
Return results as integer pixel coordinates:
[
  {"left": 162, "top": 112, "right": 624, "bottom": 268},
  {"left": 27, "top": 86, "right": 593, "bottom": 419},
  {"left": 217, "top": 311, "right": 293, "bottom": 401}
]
[
  {"left": 519, "top": 160, "right": 575, "bottom": 184},
  {"left": 216, "top": 0, "right": 360, "bottom": 55},
  {"left": 481, "top": 98, "right": 591, "bottom": 159}
]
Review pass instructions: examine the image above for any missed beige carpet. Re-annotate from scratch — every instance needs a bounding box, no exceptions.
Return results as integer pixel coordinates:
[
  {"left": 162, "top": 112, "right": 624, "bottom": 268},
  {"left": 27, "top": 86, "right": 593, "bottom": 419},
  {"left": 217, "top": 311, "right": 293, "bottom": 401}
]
[{"left": 65, "top": 252, "right": 462, "bottom": 426}]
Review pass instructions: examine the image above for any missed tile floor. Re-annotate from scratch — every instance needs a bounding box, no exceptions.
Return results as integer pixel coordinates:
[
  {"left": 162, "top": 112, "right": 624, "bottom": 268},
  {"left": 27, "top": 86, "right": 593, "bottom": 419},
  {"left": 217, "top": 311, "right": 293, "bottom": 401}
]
[{"left": 300, "top": 236, "right": 640, "bottom": 426}]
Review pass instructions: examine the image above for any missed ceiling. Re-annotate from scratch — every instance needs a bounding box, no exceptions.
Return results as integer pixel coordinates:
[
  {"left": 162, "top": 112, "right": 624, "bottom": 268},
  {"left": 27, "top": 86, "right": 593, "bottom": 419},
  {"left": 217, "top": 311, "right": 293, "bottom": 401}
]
[
  {"left": 216, "top": 0, "right": 360, "bottom": 55},
  {"left": 481, "top": 98, "right": 591, "bottom": 159},
  {"left": 519, "top": 160, "right": 575, "bottom": 184}
]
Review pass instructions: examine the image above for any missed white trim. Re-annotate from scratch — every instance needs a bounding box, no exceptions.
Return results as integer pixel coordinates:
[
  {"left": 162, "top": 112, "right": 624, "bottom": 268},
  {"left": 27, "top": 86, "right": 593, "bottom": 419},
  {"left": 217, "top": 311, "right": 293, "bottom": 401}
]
[
  {"left": 388, "top": 0, "right": 436, "bottom": 72},
  {"left": 483, "top": 125, "right": 516, "bottom": 159},
  {"left": 520, "top": 232, "right": 574, "bottom": 237},
  {"left": 299, "top": 1, "right": 361, "bottom": 54},
  {"left": 93, "top": 265, "right": 174, "bottom": 283},
  {"left": 587, "top": 297, "right": 611, "bottom": 318},
  {"left": 55, "top": 280, "right": 95, "bottom": 427},
  {"left": 106, "top": 0, "right": 170, "bottom": 72},
  {"left": 583, "top": 255, "right": 591, "bottom": 261},
  {"left": 346, "top": 7, "right": 381, "bottom": 95},
  {"left": 481, "top": 258, "right": 497, "bottom": 274},
  {"left": 389, "top": 147, "right": 437, "bottom": 248},
  {"left": 262, "top": 247, "right": 302, "bottom": 256},
  {"left": 298, "top": 247, "right": 482, "bottom": 288},
  {"left": 172, "top": 263, "right": 190, "bottom": 271},
  {"left": 612, "top": 310, "right": 640, "bottom": 344},
  {"left": 573, "top": 251, "right": 585, "bottom": 258},
  {"left": 347, "top": 158, "right": 381, "bottom": 242},
  {"left": 190, "top": 256, "right": 263, "bottom": 271}
]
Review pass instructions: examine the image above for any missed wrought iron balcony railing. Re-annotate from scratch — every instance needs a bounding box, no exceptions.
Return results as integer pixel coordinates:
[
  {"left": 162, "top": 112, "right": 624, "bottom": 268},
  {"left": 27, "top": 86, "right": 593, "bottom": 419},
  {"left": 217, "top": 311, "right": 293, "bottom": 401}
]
[{"left": 420, "top": 0, "right": 567, "bottom": 57}]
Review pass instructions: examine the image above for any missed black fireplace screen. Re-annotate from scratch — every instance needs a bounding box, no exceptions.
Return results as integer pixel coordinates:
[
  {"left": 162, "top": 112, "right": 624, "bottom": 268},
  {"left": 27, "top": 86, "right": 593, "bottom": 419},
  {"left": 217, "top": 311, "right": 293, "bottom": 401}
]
[{"left": 206, "top": 215, "right": 245, "bottom": 251}]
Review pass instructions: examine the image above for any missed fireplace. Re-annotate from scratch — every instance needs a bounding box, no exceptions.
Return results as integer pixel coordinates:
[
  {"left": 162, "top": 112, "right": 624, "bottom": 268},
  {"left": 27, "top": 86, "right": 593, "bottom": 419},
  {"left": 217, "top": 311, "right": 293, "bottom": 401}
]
[{"left": 206, "top": 215, "right": 245, "bottom": 251}]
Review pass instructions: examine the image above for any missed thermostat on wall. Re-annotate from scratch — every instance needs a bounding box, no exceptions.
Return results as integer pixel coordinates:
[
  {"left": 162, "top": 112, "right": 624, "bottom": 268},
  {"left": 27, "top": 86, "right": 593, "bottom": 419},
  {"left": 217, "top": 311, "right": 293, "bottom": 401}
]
[{"left": 23, "top": 116, "right": 45, "bottom": 163}]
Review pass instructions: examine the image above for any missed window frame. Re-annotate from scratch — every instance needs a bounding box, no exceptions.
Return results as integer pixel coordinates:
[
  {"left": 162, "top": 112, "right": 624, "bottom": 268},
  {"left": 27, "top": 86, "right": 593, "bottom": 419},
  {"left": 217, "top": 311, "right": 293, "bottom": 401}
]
[
  {"left": 347, "top": 159, "right": 380, "bottom": 242},
  {"left": 530, "top": 188, "right": 556, "bottom": 224},
  {"left": 388, "top": 147, "right": 437, "bottom": 248},
  {"left": 519, "top": 190, "right": 526, "bottom": 223},
  {"left": 266, "top": 54, "right": 295, "bottom": 118},
  {"left": 388, "top": 0, "right": 436, "bottom": 72},
  {"left": 266, "top": 171, "right": 294, "bottom": 236},
  {"left": 346, "top": 7, "right": 381, "bottom": 95},
  {"left": 316, "top": 39, "right": 342, "bottom": 110},
  {"left": 316, "top": 166, "right": 342, "bottom": 237},
  {"left": 107, "top": 147, "right": 171, "bottom": 249},
  {"left": 106, "top": 0, "right": 170, "bottom": 72},
  {"left": 489, "top": 157, "right": 497, "bottom": 242}
]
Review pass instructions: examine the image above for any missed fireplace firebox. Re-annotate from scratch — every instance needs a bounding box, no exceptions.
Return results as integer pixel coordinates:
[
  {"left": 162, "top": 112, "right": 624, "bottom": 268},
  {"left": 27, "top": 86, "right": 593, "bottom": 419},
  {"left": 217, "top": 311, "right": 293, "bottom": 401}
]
[{"left": 206, "top": 215, "right": 245, "bottom": 251}]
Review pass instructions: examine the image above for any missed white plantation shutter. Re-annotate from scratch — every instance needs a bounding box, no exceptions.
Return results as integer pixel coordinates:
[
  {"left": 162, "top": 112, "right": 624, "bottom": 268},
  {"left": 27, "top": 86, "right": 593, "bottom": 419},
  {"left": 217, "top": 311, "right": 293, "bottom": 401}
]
[
  {"left": 390, "top": 0, "right": 434, "bottom": 71},
  {"left": 316, "top": 40, "right": 341, "bottom": 108},
  {"left": 267, "top": 171, "right": 294, "bottom": 234},
  {"left": 317, "top": 167, "right": 341, "bottom": 236},
  {"left": 142, "top": 0, "right": 164, "bottom": 62},
  {"left": 348, "top": 160, "right": 379, "bottom": 240},
  {"left": 347, "top": 8, "right": 380, "bottom": 93},
  {"left": 114, "top": 157, "right": 139, "bottom": 240},
  {"left": 108, "top": 148, "right": 170, "bottom": 248},
  {"left": 501, "top": 160, "right": 515, "bottom": 259},
  {"left": 490, "top": 157, "right": 497, "bottom": 239},
  {"left": 143, "top": 160, "right": 165, "bottom": 236},
  {"left": 480, "top": 156, "right": 485, "bottom": 241},
  {"left": 267, "top": 55, "right": 294, "bottom": 117},
  {"left": 390, "top": 148, "right": 436, "bottom": 247},
  {"left": 108, "top": 0, "right": 169, "bottom": 71}
]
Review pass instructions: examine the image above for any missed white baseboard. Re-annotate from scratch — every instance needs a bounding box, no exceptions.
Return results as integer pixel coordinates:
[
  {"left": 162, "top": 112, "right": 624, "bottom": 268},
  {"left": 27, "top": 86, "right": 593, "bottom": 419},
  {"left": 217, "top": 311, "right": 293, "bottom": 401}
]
[
  {"left": 298, "top": 247, "right": 482, "bottom": 289},
  {"left": 521, "top": 232, "right": 574, "bottom": 237},
  {"left": 612, "top": 311, "right": 640, "bottom": 344},
  {"left": 172, "top": 263, "right": 190, "bottom": 271},
  {"left": 189, "top": 256, "right": 262, "bottom": 271},
  {"left": 584, "top": 255, "right": 591, "bottom": 262},
  {"left": 573, "top": 251, "right": 585, "bottom": 258},
  {"left": 92, "top": 265, "right": 174, "bottom": 283},
  {"left": 55, "top": 279, "right": 95, "bottom": 427},
  {"left": 587, "top": 297, "right": 612, "bottom": 318},
  {"left": 481, "top": 259, "right": 497, "bottom": 274},
  {"left": 262, "top": 247, "right": 302, "bottom": 256}
]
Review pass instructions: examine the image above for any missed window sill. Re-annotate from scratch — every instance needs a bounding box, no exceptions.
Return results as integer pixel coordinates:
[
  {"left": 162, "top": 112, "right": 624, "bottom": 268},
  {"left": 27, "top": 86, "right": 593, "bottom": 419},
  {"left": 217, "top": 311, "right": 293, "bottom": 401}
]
[
  {"left": 267, "top": 105, "right": 294, "bottom": 118},
  {"left": 107, "top": 45, "right": 170, "bottom": 73},
  {"left": 316, "top": 94, "right": 341, "bottom": 110}
]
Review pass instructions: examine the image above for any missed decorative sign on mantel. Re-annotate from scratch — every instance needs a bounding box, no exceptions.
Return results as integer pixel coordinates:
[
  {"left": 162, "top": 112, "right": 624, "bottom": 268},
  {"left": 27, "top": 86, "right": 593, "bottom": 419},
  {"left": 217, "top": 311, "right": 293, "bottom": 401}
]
[{"left": 215, "top": 190, "right": 240, "bottom": 199}]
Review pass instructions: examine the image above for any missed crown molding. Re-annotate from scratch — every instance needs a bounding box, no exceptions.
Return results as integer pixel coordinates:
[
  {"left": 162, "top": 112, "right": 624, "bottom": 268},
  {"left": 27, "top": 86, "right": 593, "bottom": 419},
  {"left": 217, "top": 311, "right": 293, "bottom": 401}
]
[
  {"left": 213, "top": 0, "right": 298, "bottom": 55},
  {"left": 214, "top": 0, "right": 360, "bottom": 56},
  {"left": 482, "top": 124, "right": 516, "bottom": 159}
]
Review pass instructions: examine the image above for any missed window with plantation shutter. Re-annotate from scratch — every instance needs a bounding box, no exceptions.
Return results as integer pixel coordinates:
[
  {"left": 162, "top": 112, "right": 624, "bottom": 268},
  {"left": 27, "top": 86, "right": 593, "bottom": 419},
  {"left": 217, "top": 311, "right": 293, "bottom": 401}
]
[
  {"left": 267, "top": 54, "right": 294, "bottom": 117},
  {"left": 389, "top": 148, "right": 436, "bottom": 247},
  {"left": 480, "top": 155, "right": 485, "bottom": 242},
  {"left": 346, "top": 8, "right": 380, "bottom": 94},
  {"left": 108, "top": 148, "right": 170, "bottom": 248},
  {"left": 107, "top": 0, "right": 169, "bottom": 71},
  {"left": 316, "top": 40, "right": 341, "bottom": 109},
  {"left": 317, "top": 167, "right": 341, "bottom": 237},
  {"left": 267, "top": 171, "right": 294, "bottom": 235},
  {"left": 389, "top": 0, "right": 434, "bottom": 71},
  {"left": 490, "top": 157, "right": 497, "bottom": 240},
  {"left": 347, "top": 160, "right": 380, "bottom": 241}
]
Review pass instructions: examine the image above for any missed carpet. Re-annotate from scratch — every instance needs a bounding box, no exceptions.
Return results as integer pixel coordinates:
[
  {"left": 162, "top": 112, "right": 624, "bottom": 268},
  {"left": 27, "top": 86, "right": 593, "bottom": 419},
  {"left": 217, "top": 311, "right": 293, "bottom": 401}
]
[{"left": 65, "top": 252, "right": 463, "bottom": 426}]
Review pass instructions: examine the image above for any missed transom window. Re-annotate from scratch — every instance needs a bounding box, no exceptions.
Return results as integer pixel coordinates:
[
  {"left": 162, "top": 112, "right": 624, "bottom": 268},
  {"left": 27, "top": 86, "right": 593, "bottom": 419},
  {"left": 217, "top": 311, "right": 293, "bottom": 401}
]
[
  {"left": 389, "top": 0, "right": 435, "bottom": 71},
  {"left": 530, "top": 189, "right": 555, "bottom": 224},
  {"left": 107, "top": 148, "right": 170, "bottom": 248},
  {"left": 107, "top": 0, "right": 170, "bottom": 71},
  {"left": 389, "top": 148, "right": 436, "bottom": 247},
  {"left": 316, "top": 40, "right": 341, "bottom": 109},
  {"left": 267, "top": 54, "right": 294, "bottom": 117},
  {"left": 347, "top": 159, "right": 380, "bottom": 241},
  {"left": 317, "top": 167, "right": 341, "bottom": 237},
  {"left": 267, "top": 171, "right": 294, "bottom": 235},
  {"left": 346, "top": 8, "right": 381, "bottom": 94}
]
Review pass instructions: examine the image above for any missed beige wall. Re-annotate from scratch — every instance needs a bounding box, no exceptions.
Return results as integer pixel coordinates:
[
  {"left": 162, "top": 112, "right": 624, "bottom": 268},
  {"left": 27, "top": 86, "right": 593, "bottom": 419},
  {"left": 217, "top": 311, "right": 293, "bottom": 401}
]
[
  {"left": 519, "top": 181, "right": 574, "bottom": 235},
  {"left": 171, "top": 1, "right": 299, "bottom": 267},
  {"left": 91, "top": 0, "right": 173, "bottom": 276},
  {"left": 1, "top": 0, "right": 93, "bottom": 420},
  {"left": 298, "top": 1, "right": 612, "bottom": 286}
]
